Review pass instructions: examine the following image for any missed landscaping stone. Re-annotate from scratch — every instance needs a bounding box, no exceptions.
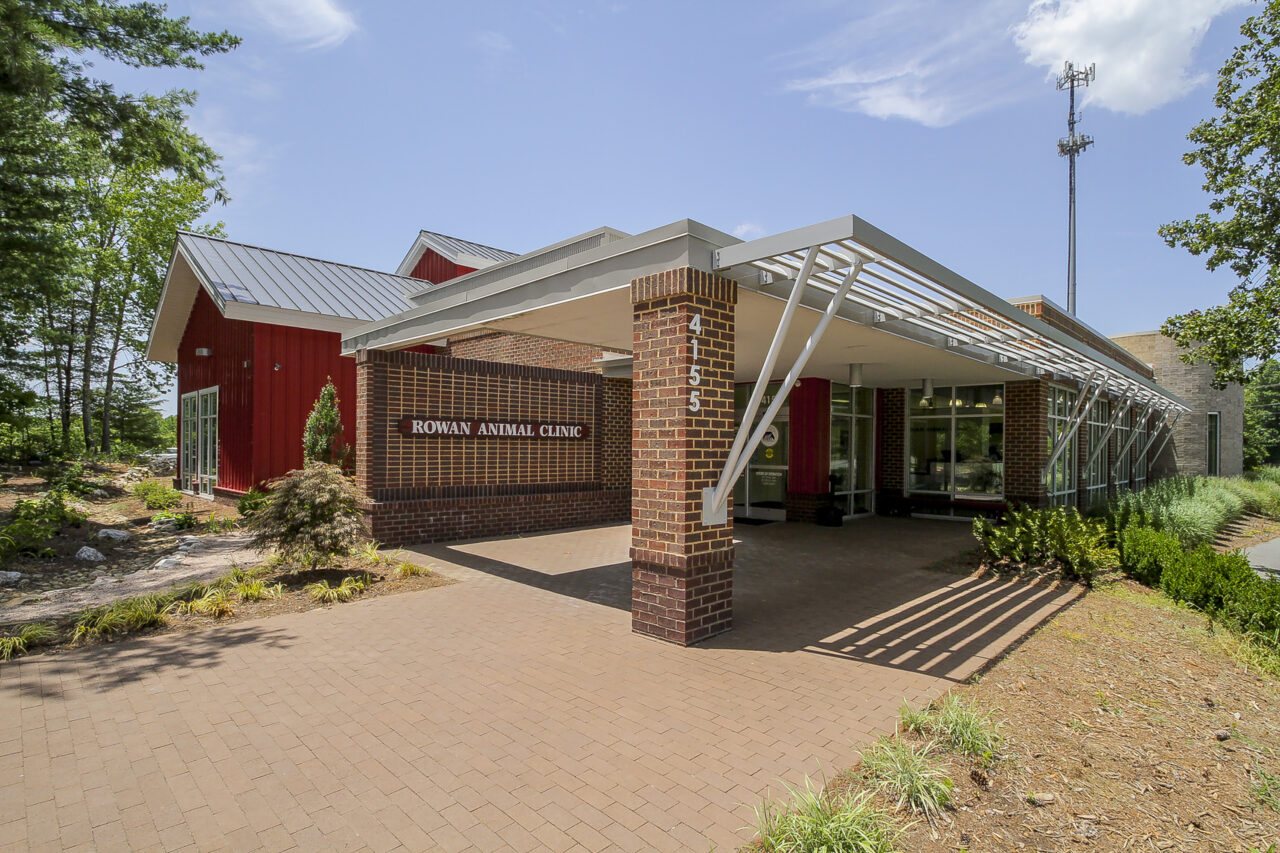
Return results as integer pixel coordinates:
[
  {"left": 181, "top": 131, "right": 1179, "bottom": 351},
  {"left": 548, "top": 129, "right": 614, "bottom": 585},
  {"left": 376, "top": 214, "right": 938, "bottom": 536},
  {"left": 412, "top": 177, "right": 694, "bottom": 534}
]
[
  {"left": 90, "top": 488, "right": 110, "bottom": 498},
  {"left": 0, "top": 571, "right": 22, "bottom": 585},
  {"left": 97, "top": 528, "right": 133, "bottom": 542},
  {"left": 1214, "top": 728, "right": 1231, "bottom": 741},
  {"left": 74, "top": 546, "right": 105, "bottom": 562}
]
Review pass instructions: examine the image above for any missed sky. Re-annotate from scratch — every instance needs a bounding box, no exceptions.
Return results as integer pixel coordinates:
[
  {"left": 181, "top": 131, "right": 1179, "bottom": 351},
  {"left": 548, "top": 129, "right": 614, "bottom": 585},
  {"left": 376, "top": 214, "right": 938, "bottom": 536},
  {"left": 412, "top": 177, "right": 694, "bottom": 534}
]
[{"left": 109, "top": 0, "right": 1256, "bottom": 343}]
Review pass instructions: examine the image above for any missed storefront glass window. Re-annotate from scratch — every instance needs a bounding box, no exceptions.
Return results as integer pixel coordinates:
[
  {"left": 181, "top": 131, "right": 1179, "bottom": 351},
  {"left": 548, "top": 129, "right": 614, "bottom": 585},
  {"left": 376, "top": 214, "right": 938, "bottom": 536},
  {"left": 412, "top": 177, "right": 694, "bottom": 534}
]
[
  {"left": 831, "top": 383, "right": 875, "bottom": 515},
  {"left": 908, "top": 384, "right": 1003, "bottom": 500},
  {"left": 1045, "top": 385, "right": 1078, "bottom": 506}
]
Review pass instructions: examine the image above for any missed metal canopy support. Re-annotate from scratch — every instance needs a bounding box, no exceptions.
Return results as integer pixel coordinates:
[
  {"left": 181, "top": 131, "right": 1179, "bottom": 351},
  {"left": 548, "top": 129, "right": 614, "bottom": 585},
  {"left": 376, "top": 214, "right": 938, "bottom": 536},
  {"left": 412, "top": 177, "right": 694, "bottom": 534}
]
[
  {"left": 1134, "top": 408, "right": 1178, "bottom": 472},
  {"left": 703, "top": 253, "right": 867, "bottom": 524},
  {"left": 1147, "top": 410, "right": 1183, "bottom": 470},
  {"left": 1042, "top": 371, "right": 1102, "bottom": 477},
  {"left": 1084, "top": 383, "right": 1138, "bottom": 472},
  {"left": 1112, "top": 398, "right": 1155, "bottom": 477}
]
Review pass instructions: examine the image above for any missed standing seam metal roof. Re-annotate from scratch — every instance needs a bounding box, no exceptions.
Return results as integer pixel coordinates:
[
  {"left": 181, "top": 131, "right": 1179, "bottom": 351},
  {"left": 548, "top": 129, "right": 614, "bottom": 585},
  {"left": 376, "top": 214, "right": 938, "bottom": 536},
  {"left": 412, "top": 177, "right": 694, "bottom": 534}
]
[
  {"left": 417, "top": 231, "right": 519, "bottom": 264},
  {"left": 176, "top": 231, "right": 422, "bottom": 321}
]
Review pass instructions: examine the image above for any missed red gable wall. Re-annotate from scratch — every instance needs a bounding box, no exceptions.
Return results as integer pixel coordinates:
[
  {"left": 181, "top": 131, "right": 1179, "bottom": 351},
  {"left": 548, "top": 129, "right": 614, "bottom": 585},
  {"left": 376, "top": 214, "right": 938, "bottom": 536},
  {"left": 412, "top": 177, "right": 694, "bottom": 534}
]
[{"left": 409, "top": 248, "right": 477, "bottom": 283}]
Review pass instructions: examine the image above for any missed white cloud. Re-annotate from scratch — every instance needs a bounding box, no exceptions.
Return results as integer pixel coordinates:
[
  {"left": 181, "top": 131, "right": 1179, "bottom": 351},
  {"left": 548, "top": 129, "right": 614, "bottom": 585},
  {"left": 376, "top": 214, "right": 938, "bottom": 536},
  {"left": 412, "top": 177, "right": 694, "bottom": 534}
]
[
  {"left": 473, "top": 31, "right": 514, "bottom": 77},
  {"left": 1013, "top": 0, "right": 1247, "bottom": 114},
  {"left": 732, "top": 222, "right": 767, "bottom": 241},
  {"left": 785, "top": 0, "right": 1244, "bottom": 126},
  {"left": 238, "top": 0, "right": 357, "bottom": 50},
  {"left": 189, "top": 107, "right": 274, "bottom": 198}
]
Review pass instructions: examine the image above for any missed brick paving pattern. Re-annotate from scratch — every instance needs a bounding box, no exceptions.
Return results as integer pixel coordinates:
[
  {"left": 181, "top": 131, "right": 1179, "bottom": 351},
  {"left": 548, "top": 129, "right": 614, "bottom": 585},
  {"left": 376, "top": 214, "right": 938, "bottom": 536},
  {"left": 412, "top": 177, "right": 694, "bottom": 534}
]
[{"left": 1, "top": 518, "right": 1079, "bottom": 851}]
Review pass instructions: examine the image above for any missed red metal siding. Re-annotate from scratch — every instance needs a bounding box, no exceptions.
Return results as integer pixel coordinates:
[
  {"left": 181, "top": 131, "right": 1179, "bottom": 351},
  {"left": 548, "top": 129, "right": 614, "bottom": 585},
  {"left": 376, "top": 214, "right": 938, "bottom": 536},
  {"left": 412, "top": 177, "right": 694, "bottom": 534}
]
[
  {"left": 788, "top": 378, "right": 831, "bottom": 495},
  {"left": 176, "top": 289, "right": 255, "bottom": 493},
  {"left": 251, "top": 324, "right": 357, "bottom": 486},
  {"left": 409, "top": 248, "right": 477, "bottom": 283}
]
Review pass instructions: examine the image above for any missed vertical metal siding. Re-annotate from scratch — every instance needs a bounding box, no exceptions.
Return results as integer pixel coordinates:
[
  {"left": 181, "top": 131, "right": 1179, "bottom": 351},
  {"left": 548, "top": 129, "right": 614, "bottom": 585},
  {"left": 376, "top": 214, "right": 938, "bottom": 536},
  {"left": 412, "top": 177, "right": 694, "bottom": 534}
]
[
  {"left": 252, "top": 324, "right": 358, "bottom": 485},
  {"left": 176, "top": 289, "right": 256, "bottom": 494},
  {"left": 409, "top": 248, "right": 477, "bottom": 284}
]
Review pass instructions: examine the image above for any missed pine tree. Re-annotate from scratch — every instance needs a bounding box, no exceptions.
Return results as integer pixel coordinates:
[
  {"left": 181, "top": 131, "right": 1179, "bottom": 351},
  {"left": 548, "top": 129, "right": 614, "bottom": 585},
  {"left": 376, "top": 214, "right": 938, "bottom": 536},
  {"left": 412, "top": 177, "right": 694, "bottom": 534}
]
[{"left": 302, "top": 379, "right": 348, "bottom": 466}]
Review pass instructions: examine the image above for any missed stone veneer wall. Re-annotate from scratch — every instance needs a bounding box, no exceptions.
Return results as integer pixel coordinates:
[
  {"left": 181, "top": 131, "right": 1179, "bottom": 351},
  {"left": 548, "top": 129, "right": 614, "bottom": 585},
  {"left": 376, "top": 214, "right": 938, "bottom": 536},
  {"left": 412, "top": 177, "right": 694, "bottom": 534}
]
[
  {"left": 355, "top": 349, "right": 630, "bottom": 544},
  {"left": 1111, "top": 332, "right": 1243, "bottom": 477}
]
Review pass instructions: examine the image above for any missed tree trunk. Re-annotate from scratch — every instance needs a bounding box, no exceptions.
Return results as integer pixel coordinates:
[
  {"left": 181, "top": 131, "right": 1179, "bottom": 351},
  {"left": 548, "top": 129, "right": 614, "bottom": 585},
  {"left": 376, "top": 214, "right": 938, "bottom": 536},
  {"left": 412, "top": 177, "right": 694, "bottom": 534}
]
[
  {"left": 99, "top": 291, "right": 128, "bottom": 455},
  {"left": 80, "top": 276, "right": 104, "bottom": 455}
]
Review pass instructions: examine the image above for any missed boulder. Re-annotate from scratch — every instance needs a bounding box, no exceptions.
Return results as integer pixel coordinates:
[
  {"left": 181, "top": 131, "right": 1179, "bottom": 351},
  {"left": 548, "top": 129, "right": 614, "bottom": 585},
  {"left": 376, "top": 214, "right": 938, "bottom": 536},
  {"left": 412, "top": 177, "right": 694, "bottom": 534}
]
[
  {"left": 97, "top": 529, "right": 133, "bottom": 543},
  {"left": 0, "top": 570, "right": 22, "bottom": 585},
  {"left": 74, "top": 546, "right": 106, "bottom": 562}
]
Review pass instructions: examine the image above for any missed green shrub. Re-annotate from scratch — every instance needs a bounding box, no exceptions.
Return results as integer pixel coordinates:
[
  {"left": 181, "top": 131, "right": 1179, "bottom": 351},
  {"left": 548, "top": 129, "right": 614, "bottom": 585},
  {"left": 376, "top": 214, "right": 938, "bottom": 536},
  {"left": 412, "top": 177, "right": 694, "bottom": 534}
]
[
  {"left": 204, "top": 516, "right": 236, "bottom": 533},
  {"left": 40, "top": 461, "right": 99, "bottom": 496},
  {"left": 1160, "top": 546, "right": 1255, "bottom": 616},
  {"left": 235, "top": 487, "right": 269, "bottom": 519},
  {"left": 752, "top": 782, "right": 900, "bottom": 853},
  {"left": 247, "top": 462, "right": 368, "bottom": 569},
  {"left": 0, "top": 490, "right": 86, "bottom": 562},
  {"left": 1107, "top": 474, "right": 1280, "bottom": 547},
  {"left": 1119, "top": 526, "right": 1182, "bottom": 586},
  {"left": 973, "top": 506, "right": 1116, "bottom": 585},
  {"left": 152, "top": 508, "right": 198, "bottom": 529},
  {"left": 302, "top": 379, "right": 349, "bottom": 467},
  {"left": 131, "top": 481, "right": 183, "bottom": 510}
]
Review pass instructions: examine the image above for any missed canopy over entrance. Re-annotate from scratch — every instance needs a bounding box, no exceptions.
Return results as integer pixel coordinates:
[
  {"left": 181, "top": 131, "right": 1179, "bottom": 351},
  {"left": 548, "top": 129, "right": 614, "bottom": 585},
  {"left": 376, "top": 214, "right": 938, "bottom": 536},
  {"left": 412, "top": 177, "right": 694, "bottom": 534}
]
[{"left": 341, "top": 213, "right": 1188, "bottom": 419}]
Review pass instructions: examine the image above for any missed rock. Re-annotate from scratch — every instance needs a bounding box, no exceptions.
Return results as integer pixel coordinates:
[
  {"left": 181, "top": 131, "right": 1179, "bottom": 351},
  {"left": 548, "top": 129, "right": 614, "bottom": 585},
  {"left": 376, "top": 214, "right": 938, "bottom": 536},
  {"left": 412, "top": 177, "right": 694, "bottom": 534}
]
[
  {"left": 97, "top": 528, "right": 133, "bottom": 542},
  {"left": 1214, "top": 729, "right": 1231, "bottom": 741},
  {"left": 90, "top": 488, "right": 109, "bottom": 498},
  {"left": 1028, "top": 792, "right": 1056, "bottom": 806},
  {"left": 0, "top": 570, "right": 22, "bottom": 585},
  {"left": 75, "top": 546, "right": 106, "bottom": 562}
]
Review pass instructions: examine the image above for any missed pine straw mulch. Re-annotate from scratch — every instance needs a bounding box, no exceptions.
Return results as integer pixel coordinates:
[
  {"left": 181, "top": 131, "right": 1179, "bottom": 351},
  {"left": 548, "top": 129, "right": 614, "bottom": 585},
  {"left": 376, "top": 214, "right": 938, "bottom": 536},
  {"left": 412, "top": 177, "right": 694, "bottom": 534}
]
[{"left": 887, "top": 579, "right": 1280, "bottom": 851}]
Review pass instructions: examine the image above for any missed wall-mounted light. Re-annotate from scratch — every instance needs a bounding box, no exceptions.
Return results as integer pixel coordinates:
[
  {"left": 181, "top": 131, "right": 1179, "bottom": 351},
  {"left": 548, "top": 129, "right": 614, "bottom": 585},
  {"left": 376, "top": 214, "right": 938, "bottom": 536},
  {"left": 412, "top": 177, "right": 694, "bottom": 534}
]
[
  {"left": 273, "top": 363, "right": 282, "bottom": 372},
  {"left": 242, "top": 360, "right": 251, "bottom": 368},
  {"left": 849, "top": 363, "right": 864, "bottom": 388},
  {"left": 195, "top": 347, "right": 212, "bottom": 357}
]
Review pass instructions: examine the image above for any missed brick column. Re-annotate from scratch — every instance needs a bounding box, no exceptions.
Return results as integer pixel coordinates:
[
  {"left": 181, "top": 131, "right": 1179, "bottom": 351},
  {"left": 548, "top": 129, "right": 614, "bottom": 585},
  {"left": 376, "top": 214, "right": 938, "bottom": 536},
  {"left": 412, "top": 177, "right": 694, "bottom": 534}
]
[
  {"left": 631, "top": 268, "right": 736, "bottom": 646},
  {"left": 1003, "top": 379, "right": 1048, "bottom": 507}
]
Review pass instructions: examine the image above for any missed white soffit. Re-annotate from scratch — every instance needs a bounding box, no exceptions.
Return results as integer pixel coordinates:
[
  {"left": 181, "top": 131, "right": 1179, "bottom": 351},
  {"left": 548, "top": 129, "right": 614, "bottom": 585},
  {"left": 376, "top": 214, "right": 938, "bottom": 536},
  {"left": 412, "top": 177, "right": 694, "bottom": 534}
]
[{"left": 715, "top": 215, "right": 1190, "bottom": 413}]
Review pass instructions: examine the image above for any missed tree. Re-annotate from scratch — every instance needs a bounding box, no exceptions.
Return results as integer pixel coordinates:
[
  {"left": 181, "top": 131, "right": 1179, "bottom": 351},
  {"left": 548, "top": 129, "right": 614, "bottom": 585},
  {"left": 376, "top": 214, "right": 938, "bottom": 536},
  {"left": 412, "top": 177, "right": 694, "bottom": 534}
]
[
  {"left": 302, "top": 379, "right": 348, "bottom": 466},
  {"left": 0, "top": 1, "right": 237, "bottom": 380},
  {"left": 247, "top": 464, "right": 368, "bottom": 570},
  {"left": 1244, "top": 359, "right": 1280, "bottom": 469},
  {"left": 1159, "top": 0, "right": 1280, "bottom": 387}
]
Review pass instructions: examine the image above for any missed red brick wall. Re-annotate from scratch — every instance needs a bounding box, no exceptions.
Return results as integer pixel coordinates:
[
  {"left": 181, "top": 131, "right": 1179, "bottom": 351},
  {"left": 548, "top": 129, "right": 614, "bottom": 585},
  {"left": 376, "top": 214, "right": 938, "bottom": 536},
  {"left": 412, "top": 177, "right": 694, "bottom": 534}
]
[
  {"left": 630, "top": 267, "right": 736, "bottom": 645},
  {"left": 355, "top": 349, "right": 630, "bottom": 544},
  {"left": 1004, "top": 379, "right": 1048, "bottom": 506},
  {"left": 446, "top": 330, "right": 618, "bottom": 374},
  {"left": 876, "top": 388, "right": 905, "bottom": 495}
]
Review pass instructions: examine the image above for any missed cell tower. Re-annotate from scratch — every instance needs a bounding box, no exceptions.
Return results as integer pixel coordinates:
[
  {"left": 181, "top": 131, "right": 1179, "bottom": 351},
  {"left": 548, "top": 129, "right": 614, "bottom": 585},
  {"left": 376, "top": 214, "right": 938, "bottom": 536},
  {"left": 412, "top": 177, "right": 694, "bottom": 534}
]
[{"left": 1056, "top": 60, "right": 1095, "bottom": 316}]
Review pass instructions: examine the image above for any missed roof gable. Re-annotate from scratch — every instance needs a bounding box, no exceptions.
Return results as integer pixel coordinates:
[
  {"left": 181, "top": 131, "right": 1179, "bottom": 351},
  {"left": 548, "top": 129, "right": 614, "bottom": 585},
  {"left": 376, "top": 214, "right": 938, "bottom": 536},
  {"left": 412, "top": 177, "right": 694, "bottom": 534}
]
[{"left": 395, "top": 230, "right": 518, "bottom": 277}]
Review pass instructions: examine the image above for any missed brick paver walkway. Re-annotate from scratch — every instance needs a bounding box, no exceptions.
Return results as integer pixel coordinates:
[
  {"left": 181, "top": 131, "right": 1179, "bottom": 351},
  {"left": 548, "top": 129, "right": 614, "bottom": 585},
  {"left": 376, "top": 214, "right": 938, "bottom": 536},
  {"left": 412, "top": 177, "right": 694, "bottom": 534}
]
[{"left": 1, "top": 518, "right": 1079, "bottom": 851}]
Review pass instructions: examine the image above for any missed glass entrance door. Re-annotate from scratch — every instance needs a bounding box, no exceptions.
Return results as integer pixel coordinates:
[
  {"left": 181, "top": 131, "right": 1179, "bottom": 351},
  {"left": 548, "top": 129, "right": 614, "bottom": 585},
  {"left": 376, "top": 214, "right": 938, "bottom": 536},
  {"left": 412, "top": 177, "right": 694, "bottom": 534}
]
[
  {"left": 733, "top": 417, "right": 788, "bottom": 520},
  {"left": 181, "top": 386, "right": 219, "bottom": 497}
]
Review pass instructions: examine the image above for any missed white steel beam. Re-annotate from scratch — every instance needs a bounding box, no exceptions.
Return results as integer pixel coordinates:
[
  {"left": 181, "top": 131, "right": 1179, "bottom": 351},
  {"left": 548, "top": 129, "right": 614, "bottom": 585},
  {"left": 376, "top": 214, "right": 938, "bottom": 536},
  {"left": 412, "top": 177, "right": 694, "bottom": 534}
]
[
  {"left": 705, "top": 256, "right": 866, "bottom": 522},
  {"left": 1042, "top": 371, "right": 1103, "bottom": 477},
  {"left": 1085, "top": 384, "right": 1137, "bottom": 471},
  {"left": 1112, "top": 399, "right": 1155, "bottom": 477}
]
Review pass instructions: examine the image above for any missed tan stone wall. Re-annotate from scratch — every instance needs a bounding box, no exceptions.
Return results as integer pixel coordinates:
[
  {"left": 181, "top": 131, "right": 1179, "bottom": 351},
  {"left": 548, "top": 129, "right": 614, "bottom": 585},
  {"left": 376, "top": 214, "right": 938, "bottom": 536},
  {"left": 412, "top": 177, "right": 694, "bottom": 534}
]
[{"left": 1111, "top": 332, "right": 1244, "bottom": 477}]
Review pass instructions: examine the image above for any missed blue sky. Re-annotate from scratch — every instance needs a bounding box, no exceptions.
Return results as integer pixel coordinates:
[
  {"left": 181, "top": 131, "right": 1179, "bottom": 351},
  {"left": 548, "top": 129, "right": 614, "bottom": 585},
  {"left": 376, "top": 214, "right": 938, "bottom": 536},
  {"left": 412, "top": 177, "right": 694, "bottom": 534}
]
[{"left": 114, "top": 0, "right": 1254, "bottom": 337}]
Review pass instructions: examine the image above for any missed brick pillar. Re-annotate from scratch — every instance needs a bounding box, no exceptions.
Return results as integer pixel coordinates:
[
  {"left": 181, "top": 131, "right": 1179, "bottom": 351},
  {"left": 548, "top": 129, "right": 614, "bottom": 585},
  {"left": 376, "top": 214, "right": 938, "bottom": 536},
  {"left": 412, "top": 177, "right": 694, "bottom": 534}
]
[
  {"left": 1004, "top": 379, "right": 1047, "bottom": 507},
  {"left": 631, "top": 268, "right": 736, "bottom": 646}
]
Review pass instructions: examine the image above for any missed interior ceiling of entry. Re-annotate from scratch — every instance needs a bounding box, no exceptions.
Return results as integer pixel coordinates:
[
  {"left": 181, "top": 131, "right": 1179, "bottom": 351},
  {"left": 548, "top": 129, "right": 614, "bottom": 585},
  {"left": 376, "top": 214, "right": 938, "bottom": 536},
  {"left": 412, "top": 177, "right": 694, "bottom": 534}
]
[{"left": 472, "top": 286, "right": 1021, "bottom": 387}]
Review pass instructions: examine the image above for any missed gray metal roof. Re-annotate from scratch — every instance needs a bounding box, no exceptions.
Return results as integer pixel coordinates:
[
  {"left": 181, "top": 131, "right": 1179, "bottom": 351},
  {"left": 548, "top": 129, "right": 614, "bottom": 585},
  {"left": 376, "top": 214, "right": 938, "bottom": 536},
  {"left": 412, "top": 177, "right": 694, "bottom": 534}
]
[
  {"left": 416, "top": 231, "right": 518, "bottom": 265},
  {"left": 176, "top": 231, "right": 421, "bottom": 322}
]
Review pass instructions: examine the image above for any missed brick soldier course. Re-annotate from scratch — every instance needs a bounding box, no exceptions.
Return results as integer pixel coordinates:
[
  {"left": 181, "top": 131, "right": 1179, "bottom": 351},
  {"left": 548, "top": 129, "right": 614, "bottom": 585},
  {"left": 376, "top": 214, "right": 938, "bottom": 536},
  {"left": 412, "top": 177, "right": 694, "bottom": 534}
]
[{"left": 630, "top": 268, "right": 737, "bottom": 645}]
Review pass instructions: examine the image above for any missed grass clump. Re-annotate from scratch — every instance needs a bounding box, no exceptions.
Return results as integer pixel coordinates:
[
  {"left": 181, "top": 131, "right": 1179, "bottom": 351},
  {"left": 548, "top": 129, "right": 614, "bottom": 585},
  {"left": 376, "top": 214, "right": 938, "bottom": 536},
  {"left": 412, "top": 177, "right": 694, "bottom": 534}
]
[
  {"left": 1253, "top": 766, "right": 1280, "bottom": 812},
  {"left": 152, "top": 508, "right": 198, "bottom": 529},
  {"left": 393, "top": 560, "right": 430, "bottom": 578},
  {"left": 900, "top": 695, "right": 1002, "bottom": 767},
  {"left": 232, "top": 578, "right": 281, "bottom": 602},
  {"left": 173, "top": 588, "right": 236, "bottom": 618},
  {"left": 72, "top": 593, "right": 174, "bottom": 642},
  {"left": 859, "top": 738, "right": 953, "bottom": 819},
  {"left": 0, "top": 623, "right": 56, "bottom": 661},
  {"left": 751, "top": 781, "right": 900, "bottom": 853},
  {"left": 304, "top": 573, "right": 370, "bottom": 604},
  {"left": 131, "top": 481, "right": 183, "bottom": 510}
]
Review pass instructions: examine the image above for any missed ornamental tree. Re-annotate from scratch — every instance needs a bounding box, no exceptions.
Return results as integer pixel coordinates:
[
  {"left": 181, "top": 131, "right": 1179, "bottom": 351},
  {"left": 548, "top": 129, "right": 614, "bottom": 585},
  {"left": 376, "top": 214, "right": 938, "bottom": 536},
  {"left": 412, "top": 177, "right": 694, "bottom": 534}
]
[
  {"left": 302, "top": 379, "right": 348, "bottom": 466},
  {"left": 1159, "top": 0, "right": 1280, "bottom": 387}
]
